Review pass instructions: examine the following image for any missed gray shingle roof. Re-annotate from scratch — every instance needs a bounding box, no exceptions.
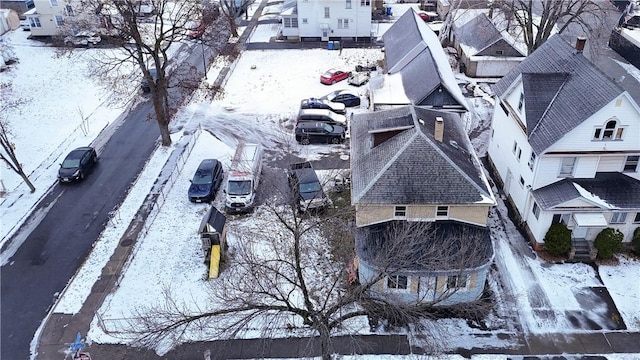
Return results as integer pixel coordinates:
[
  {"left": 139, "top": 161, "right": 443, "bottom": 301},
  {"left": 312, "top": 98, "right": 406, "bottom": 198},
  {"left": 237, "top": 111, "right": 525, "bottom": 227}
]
[
  {"left": 382, "top": 9, "right": 468, "bottom": 111},
  {"left": 350, "top": 106, "right": 493, "bottom": 205},
  {"left": 454, "top": 13, "right": 503, "bottom": 56},
  {"left": 355, "top": 221, "right": 494, "bottom": 273},
  {"left": 493, "top": 35, "right": 625, "bottom": 154},
  {"left": 533, "top": 172, "right": 640, "bottom": 210}
]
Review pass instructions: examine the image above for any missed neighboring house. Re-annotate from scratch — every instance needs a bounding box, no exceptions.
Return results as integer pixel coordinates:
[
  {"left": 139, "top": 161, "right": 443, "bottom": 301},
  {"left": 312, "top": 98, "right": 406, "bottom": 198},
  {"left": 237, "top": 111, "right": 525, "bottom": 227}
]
[
  {"left": 351, "top": 105, "right": 495, "bottom": 305},
  {"left": 371, "top": 9, "right": 467, "bottom": 114},
  {"left": 281, "top": 0, "right": 372, "bottom": 41},
  {"left": 487, "top": 34, "right": 640, "bottom": 259},
  {"left": 453, "top": 13, "right": 525, "bottom": 77},
  {"left": 609, "top": 1, "right": 640, "bottom": 69},
  {"left": 24, "top": 0, "right": 70, "bottom": 37}
]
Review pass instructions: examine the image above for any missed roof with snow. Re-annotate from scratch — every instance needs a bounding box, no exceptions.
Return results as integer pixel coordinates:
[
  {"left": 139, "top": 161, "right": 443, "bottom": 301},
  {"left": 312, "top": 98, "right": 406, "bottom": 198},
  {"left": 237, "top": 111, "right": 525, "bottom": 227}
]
[
  {"left": 379, "top": 9, "right": 468, "bottom": 111},
  {"left": 492, "top": 35, "right": 628, "bottom": 154},
  {"left": 350, "top": 105, "right": 494, "bottom": 205},
  {"left": 454, "top": 13, "right": 525, "bottom": 57},
  {"left": 532, "top": 172, "right": 640, "bottom": 210}
]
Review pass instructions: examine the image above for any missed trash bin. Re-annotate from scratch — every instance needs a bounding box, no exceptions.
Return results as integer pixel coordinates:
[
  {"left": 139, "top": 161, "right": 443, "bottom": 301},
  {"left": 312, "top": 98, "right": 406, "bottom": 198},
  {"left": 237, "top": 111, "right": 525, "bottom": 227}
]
[
  {"left": 333, "top": 41, "right": 340, "bottom": 50},
  {"left": 386, "top": 6, "right": 392, "bottom": 15},
  {"left": 328, "top": 41, "right": 334, "bottom": 50}
]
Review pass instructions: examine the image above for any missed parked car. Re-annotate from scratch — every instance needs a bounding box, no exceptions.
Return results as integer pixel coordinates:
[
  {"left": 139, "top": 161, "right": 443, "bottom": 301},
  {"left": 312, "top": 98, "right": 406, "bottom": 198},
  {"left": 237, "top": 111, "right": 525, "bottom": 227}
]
[
  {"left": 417, "top": 11, "right": 439, "bottom": 22},
  {"left": 320, "top": 69, "right": 351, "bottom": 85},
  {"left": 348, "top": 72, "right": 370, "bottom": 87},
  {"left": 297, "top": 108, "right": 348, "bottom": 126},
  {"left": 319, "top": 90, "right": 361, "bottom": 107},
  {"left": 295, "top": 121, "right": 345, "bottom": 145},
  {"left": 64, "top": 31, "right": 102, "bottom": 47},
  {"left": 186, "top": 20, "right": 206, "bottom": 39},
  {"left": 141, "top": 68, "right": 158, "bottom": 93},
  {"left": 355, "top": 64, "right": 377, "bottom": 72},
  {"left": 188, "top": 159, "right": 224, "bottom": 203},
  {"left": 58, "top": 147, "right": 98, "bottom": 183},
  {"left": 300, "top": 98, "right": 346, "bottom": 114}
]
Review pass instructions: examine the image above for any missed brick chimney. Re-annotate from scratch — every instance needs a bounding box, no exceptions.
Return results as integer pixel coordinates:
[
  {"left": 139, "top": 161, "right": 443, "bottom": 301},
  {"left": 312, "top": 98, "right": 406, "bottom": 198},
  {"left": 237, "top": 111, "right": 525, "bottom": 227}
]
[
  {"left": 434, "top": 117, "right": 444, "bottom": 142},
  {"left": 575, "top": 36, "right": 587, "bottom": 52}
]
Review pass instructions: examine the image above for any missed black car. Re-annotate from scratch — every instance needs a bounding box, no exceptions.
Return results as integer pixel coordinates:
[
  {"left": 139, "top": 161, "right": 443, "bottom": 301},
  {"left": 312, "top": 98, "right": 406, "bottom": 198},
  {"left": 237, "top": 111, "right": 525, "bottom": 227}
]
[
  {"left": 299, "top": 98, "right": 346, "bottom": 114},
  {"left": 188, "top": 159, "right": 224, "bottom": 203},
  {"left": 58, "top": 147, "right": 98, "bottom": 183},
  {"left": 319, "top": 90, "right": 361, "bottom": 107},
  {"left": 295, "top": 121, "right": 345, "bottom": 145}
]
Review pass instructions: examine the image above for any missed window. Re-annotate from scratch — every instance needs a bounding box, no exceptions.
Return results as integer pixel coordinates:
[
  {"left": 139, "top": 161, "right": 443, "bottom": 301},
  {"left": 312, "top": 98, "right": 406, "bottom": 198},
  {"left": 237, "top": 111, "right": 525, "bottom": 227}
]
[
  {"left": 302, "top": 18, "right": 308, "bottom": 24},
  {"left": 512, "top": 141, "right": 517, "bottom": 154},
  {"left": 447, "top": 275, "right": 467, "bottom": 289},
  {"left": 338, "top": 18, "right": 349, "bottom": 29},
  {"left": 552, "top": 213, "right": 570, "bottom": 225},
  {"left": 283, "top": 17, "right": 298, "bottom": 28},
  {"left": 528, "top": 152, "right": 536, "bottom": 170},
  {"left": 65, "top": 4, "right": 73, "bottom": 15},
  {"left": 593, "top": 119, "right": 625, "bottom": 141},
  {"left": 517, "top": 92, "right": 524, "bottom": 112},
  {"left": 559, "top": 157, "right": 576, "bottom": 177},
  {"left": 394, "top": 206, "right": 406, "bottom": 217},
  {"left": 29, "top": 17, "right": 41, "bottom": 27},
  {"left": 519, "top": 176, "right": 525, "bottom": 187},
  {"left": 50, "top": 0, "right": 58, "bottom": 6},
  {"left": 610, "top": 212, "right": 627, "bottom": 224},
  {"left": 624, "top": 155, "right": 639, "bottom": 172},
  {"left": 495, "top": 50, "right": 504, "bottom": 55},
  {"left": 517, "top": 148, "right": 522, "bottom": 161},
  {"left": 436, "top": 206, "right": 449, "bottom": 217},
  {"left": 346, "top": 0, "right": 352, "bottom": 8},
  {"left": 532, "top": 202, "right": 540, "bottom": 219},
  {"left": 634, "top": 213, "right": 640, "bottom": 223},
  {"left": 387, "top": 275, "right": 407, "bottom": 290},
  {"left": 324, "top": 7, "right": 330, "bottom": 18},
  {"left": 361, "top": 0, "right": 370, "bottom": 5},
  {"left": 54, "top": 14, "right": 64, "bottom": 26}
]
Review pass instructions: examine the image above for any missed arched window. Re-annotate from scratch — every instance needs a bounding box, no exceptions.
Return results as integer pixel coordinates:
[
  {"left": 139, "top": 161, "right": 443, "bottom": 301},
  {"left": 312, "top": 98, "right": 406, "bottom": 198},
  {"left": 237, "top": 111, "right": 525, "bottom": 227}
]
[{"left": 593, "top": 119, "right": 624, "bottom": 140}]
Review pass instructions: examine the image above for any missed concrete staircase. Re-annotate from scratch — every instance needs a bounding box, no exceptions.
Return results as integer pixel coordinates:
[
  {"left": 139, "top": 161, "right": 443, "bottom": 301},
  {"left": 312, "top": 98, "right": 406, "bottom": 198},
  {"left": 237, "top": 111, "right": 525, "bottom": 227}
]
[{"left": 569, "top": 239, "right": 597, "bottom": 261}]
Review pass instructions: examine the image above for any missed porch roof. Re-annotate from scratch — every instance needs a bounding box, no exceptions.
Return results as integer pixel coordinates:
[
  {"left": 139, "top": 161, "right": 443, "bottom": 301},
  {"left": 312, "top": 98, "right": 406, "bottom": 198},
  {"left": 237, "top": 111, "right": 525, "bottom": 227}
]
[{"left": 573, "top": 213, "right": 608, "bottom": 227}]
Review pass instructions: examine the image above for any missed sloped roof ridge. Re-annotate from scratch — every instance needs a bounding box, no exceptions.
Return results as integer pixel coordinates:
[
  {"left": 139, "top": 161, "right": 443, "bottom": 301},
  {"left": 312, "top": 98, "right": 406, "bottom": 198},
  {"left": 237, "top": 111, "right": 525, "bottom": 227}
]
[
  {"left": 353, "top": 130, "right": 420, "bottom": 203},
  {"left": 415, "top": 129, "right": 492, "bottom": 200}
]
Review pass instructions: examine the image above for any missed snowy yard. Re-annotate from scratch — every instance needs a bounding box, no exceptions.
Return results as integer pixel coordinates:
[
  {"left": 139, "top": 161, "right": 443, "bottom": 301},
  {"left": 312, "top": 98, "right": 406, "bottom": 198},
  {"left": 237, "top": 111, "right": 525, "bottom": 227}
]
[{"left": 1, "top": 1, "right": 639, "bottom": 358}]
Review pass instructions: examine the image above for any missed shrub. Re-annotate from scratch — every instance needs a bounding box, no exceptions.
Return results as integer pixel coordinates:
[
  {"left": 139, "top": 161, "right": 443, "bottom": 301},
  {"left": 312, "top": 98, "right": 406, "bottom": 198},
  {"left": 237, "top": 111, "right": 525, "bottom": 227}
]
[
  {"left": 594, "top": 228, "right": 624, "bottom": 259},
  {"left": 544, "top": 223, "right": 571, "bottom": 256},
  {"left": 632, "top": 227, "right": 640, "bottom": 256}
]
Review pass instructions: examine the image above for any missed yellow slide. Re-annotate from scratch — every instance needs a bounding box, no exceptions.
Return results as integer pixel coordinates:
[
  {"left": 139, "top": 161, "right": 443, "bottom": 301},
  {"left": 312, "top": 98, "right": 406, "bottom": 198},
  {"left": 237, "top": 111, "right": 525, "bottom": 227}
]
[{"left": 208, "top": 245, "right": 221, "bottom": 279}]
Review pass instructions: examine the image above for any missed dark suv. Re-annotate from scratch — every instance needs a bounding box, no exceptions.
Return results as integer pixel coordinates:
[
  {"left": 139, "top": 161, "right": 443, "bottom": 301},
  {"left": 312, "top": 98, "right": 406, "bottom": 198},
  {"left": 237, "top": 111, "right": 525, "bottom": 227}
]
[
  {"left": 188, "top": 159, "right": 224, "bottom": 203},
  {"left": 295, "top": 121, "right": 345, "bottom": 145}
]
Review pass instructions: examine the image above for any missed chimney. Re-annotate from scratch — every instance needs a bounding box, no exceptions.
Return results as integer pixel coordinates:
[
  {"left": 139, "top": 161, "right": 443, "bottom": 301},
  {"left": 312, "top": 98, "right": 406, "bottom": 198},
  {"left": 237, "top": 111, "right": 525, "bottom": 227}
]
[
  {"left": 434, "top": 117, "right": 444, "bottom": 142},
  {"left": 575, "top": 36, "right": 587, "bottom": 52}
]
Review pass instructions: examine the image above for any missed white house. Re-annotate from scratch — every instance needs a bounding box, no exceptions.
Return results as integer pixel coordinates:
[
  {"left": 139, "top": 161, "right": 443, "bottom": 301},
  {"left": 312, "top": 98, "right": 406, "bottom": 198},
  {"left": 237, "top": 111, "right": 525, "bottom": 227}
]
[
  {"left": 24, "top": 0, "right": 69, "bottom": 37},
  {"left": 280, "top": 0, "right": 372, "bottom": 41},
  {"left": 487, "top": 35, "right": 640, "bottom": 258}
]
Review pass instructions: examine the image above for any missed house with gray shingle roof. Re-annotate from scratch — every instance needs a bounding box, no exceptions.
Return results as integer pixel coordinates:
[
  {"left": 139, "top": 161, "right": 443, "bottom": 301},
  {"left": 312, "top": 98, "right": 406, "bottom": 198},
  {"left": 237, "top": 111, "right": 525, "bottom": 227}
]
[
  {"left": 371, "top": 9, "right": 468, "bottom": 113},
  {"left": 351, "top": 105, "right": 495, "bottom": 305},
  {"left": 453, "top": 13, "right": 525, "bottom": 77},
  {"left": 487, "top": 34, "right": 640, "bottom": 259}
]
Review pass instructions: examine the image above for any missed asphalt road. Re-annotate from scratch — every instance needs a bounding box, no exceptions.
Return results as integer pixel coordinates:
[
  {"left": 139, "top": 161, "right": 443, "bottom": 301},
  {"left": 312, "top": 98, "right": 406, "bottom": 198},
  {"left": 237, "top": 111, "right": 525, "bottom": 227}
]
[{"left": 0, "top": 38, "right": 219, "bottom": 359}]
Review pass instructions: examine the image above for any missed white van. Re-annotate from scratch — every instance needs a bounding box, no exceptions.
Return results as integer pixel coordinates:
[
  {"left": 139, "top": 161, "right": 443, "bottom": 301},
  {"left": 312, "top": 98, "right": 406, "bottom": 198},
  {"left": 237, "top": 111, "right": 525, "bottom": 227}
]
[{"left": 224, "top": 143, "right": 263, "bottom": 213}]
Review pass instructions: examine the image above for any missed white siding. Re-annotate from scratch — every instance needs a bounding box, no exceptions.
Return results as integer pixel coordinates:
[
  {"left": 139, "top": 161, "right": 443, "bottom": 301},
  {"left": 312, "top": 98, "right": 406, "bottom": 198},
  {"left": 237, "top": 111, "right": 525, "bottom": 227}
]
[
  {"left": 297, "top": 0, "right": 371, "bottom": 39},
  {"left": 597, "top": 155, "right": 627, "bottom": 172}
]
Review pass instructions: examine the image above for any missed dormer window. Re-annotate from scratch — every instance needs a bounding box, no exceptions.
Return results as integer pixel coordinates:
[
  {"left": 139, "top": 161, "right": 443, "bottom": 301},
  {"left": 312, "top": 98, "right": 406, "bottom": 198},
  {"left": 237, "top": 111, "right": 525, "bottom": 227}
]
[
  {"left": 517, "top": 92, "right": 524, "bottom": 112},
  {"left": 394, "top": 206, "right": 406, "bottom": 217},
  {"left": 593, "top": 119, "right": 624, "bottom": 140}
]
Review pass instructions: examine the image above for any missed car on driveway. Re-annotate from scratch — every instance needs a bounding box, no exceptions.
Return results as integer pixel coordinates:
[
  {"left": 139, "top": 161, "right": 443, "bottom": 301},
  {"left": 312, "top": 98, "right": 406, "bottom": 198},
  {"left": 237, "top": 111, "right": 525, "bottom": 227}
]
[
  {"left": 348, "top": 73, "right": 370, "bottom": 87},
  {"left": 141, "top": 68, "right": 158, "bottom": 93},
  {"left": 319, "top": 89, "right": 361, "bottom": 107},
  {"left": 320, "top": 69, "right": 351, "bottom": 85},
  {"left": 186, "top": 20, "right": 206, "bottom": 39},
  {"left": 64, "top": 31, "right": 102, "bottom": 47},
  {"left": 58, "top": 147, "right": 98, "bottom": 183},
  {"left": 300, "top": 98, "right": 346, "bottom": 114},
  {"left": 417, "top": 11, "right": 439, "bottom": 22},
  {"left": 297, "top": 108, "right": 348, "bottom": 126},
  {"left": 188, "top": 159, "right": 224, "bottom": 203},
  {"left": 295, "top": 121, "right": 346, "bottom": 145}
]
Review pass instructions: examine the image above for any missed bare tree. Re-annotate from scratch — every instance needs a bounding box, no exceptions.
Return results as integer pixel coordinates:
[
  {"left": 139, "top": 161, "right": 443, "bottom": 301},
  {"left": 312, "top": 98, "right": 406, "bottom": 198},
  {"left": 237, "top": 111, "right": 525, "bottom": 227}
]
[
  {"left": 493, "top": 0, "right": 610, "bottom": 53},
  {"left": 0, "top": 83, "right": 36, "bottom": 193},
  {"left": 219, "top": 0, "right": 254, "bottom": 38},
  {"left": 60, "top": 0, "right": 229, "bottom": 146},
  {"left": 121, "top": 164, "right": 494, "bottom": 359}
]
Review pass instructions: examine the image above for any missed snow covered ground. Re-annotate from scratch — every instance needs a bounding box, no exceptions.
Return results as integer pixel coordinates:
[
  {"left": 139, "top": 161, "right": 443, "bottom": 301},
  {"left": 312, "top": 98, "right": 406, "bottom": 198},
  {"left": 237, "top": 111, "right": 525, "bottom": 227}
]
[{"left": 1, "top": 1, "right": 639, "bottom": 358}]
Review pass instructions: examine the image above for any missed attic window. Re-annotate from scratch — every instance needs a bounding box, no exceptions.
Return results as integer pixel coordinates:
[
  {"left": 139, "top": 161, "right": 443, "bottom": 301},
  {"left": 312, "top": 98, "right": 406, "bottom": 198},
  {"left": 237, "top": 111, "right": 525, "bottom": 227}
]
[
  {"left": 517, "top": 92, "right": 524, "bottom": 112},
  {"left": 594, "top": 119, "right": 624, "bottom": 141},
  {"left": 394, "top": 206, "right": 406, "bottom": 217},
  {"left": 495, "top": 50, "right": 504, "bottom": 55},
  {"left": 436, "top": 206, "right": 449, "bottom": 218}
]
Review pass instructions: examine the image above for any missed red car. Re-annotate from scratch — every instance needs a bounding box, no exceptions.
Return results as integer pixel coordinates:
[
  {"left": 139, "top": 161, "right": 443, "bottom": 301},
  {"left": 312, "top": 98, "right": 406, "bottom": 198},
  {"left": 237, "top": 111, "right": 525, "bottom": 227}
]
[{"left": 320, "top": 69, "right": 351, "bottom": 85}]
